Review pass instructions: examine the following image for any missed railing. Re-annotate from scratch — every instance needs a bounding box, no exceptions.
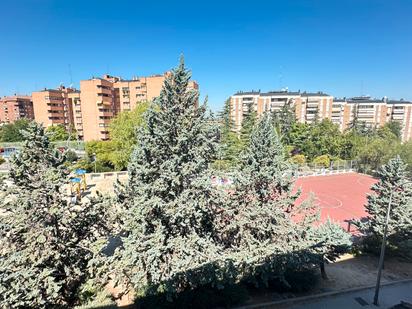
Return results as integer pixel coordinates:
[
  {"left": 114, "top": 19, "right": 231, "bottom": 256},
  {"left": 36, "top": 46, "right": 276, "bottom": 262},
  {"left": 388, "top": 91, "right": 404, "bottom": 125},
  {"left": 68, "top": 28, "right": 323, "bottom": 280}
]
[
  {"left": 86, "top": 171, "right": 128, "bottom": 182},
  {"left": 0, "top": 141, "right": 85, "bottom": 150},
  {"left": 295, "top": 160, "right": 356, "bottom": 177}
]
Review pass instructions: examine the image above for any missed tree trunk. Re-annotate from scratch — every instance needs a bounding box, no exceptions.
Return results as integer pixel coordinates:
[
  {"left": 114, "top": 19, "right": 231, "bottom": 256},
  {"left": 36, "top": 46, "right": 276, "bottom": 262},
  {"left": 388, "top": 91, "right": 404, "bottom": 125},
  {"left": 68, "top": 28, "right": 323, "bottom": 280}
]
[{"left": 320, "top": 258, "right": 328, "bottom": 280}]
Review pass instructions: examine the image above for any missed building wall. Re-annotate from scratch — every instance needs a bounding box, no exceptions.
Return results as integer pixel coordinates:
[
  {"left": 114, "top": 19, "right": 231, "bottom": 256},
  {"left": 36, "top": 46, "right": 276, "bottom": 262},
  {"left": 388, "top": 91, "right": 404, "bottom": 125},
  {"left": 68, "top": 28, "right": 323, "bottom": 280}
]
[
  {"left": 230, "top": 92, "right": 412, "bottom": 142},
  {"left": 80, "top": 78, "right": 115, "bottom": 141},
  {"left": 32, "top": 88, "right": 72, "bottom": 127},
  {"left": 68, "top": 92, "right": 82, "bottom": 139},
  {"left": 0, "top": 96, "right": 34, "bottom": 124}
]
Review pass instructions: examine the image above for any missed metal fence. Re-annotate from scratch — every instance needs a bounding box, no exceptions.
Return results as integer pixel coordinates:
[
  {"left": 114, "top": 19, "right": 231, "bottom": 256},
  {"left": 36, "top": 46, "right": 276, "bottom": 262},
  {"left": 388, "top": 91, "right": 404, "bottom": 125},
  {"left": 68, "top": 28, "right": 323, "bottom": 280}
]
[
  {"left": 295, "top": 160, "right": 356, "bottom": 177},
  {"left": 0, "top": 141, "right": 85, "bottom": 150}
]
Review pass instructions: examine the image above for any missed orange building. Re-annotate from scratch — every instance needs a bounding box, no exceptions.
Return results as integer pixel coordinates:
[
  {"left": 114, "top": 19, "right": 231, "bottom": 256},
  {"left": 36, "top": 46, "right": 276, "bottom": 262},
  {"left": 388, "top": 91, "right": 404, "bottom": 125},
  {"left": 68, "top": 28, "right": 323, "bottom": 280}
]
[
  {"left": 32, "top": 86, "right": 77, "bottom": 129},
  {"left": 79, "top": 73, "right": 199, "bottom": 141},
  {"left": 28, "top": 71, "right": 198, "bottom": 141},
  {"left": 79, "top": 77, "right": 115, "bottom": 141},
  {"left": 0, "top": 95, "right": 34, "bottom": 124},
  {"left": 67, "top": 91, "right": 82, "bottom": 139}
]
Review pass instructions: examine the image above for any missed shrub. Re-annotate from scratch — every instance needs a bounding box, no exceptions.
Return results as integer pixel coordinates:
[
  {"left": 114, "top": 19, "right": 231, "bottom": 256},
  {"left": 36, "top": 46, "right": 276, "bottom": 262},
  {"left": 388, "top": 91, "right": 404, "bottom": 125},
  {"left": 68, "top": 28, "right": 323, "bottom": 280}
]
[
  {"left": 290, "top": 154, "right": 306, "bottom": 165},
  {"left": 0, "top": 156, "right": 5, "bottom": 165},
  {"left": 266, "top": 268, "right": 319, "bottom": 293},
  {"left": 312, "top": 155, "right": 330, "bottom": 168},
  {"left": 64, "top": 150, "right": 78, "bottom": 163},
  {"left": 138, "top": 284, "right": 249, "bottom": 309}
]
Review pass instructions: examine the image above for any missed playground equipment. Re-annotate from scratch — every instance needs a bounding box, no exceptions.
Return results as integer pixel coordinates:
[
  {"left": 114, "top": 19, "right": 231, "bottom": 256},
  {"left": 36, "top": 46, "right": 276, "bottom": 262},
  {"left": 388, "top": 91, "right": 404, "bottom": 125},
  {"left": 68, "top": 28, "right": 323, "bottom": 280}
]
[
  {"left": 75, "top": 169, "right": 87, "bottom": 191},
  {"left": 69, "top": 169, "right": 87, "bottom": 203},
  {"left": 70, "top": 177, "right": 82, "bottom": 202}
]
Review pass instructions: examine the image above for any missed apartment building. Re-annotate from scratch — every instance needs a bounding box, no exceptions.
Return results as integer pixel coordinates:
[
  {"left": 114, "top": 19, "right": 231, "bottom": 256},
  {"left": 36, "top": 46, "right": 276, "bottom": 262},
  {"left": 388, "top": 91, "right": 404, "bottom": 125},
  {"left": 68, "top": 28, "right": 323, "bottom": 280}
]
[
  {"left": 80, "top": 77, "right": 115, "bottom": 141},
  {"left": 79, "top": 73, "right": 199, "bottom": 141},
  {"left": 67, "top": 91, "right": 83, "bottom": 139},
  {"left": 231, "top": 91, "right": 412, "bottom": 141},
  {"left": 336, "top": 96, "right": 412, "bottom": 141},
  {"left": 300, "top": 92, "right": 333, "bottom": 124},
  {"left": 26, "top": 71, "right": 198, "bottom": 141},
  {"left": 112, "top": 73, "right": 170, "bottom": 112},
  {"left": 387, "top": 99, "right": 412, "bottom": 141},
  {"left": 0, "top": 95, "right": 34, "bottom": 124},
  {"left": 230, "top": 90, "right": 333, "bottom": 130},
  {"left": 32, "top": 86, "right": 77, "bottom": 128}
]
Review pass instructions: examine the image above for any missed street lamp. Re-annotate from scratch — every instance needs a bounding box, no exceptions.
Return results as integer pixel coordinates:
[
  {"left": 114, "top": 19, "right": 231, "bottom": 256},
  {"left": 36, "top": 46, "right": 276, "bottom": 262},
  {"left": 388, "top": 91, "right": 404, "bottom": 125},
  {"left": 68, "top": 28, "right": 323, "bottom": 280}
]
[
  {"left": 373, "top": 191, "right": 394, "bottom": 306},
  {"left": 92, "top": 153, "right": 97, "bottom": 173}
]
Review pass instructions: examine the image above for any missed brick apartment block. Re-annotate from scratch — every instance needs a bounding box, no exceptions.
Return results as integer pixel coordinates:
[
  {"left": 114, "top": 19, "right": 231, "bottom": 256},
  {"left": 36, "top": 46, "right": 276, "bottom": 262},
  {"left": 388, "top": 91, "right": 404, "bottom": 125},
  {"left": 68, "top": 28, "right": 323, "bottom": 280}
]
[
  {"left": 231, "top": 90, "right": 412, "bottom": 142},
  {"left": 29, "top": 72, "right": 198, "bottom": 141},
  {"left": 0, "top": 95, "right": 34, "bottom": 124}
]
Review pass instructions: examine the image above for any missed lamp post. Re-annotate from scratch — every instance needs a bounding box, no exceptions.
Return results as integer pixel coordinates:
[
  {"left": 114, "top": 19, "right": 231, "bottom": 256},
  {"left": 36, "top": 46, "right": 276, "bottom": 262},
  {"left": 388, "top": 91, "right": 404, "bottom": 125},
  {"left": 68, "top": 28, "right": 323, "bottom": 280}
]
[
  {"left": 373, "top": 191, "right": 393, "bottom": 306},
  {"left": 93, "top": 153, "right": 97, "bottom": 173}
]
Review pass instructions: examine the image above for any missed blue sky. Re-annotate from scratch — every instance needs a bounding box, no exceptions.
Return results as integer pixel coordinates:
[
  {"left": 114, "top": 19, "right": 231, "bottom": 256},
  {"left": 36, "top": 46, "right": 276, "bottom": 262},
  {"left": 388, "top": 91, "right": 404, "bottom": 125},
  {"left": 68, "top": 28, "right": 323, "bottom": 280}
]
[{"left": 1, "top": 0, "right": 411, "bottom": 111}]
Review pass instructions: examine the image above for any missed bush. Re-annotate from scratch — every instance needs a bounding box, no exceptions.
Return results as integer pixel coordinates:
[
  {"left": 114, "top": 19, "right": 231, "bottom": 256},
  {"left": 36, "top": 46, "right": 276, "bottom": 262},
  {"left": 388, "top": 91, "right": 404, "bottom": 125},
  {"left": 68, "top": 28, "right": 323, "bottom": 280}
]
[
  {"left": 138, "top": 284, "right": 249, "bottom": 309},
  {"left": 312, "top": 155, "right": 330, "bottom": 168},
  {"left": 71, "top": 158, "right": 114, "bottom": 173},
  {"left": 75, "top": 279, "right": 115, "bottom": 309},
  {"left": 64, "top": 150, "right": 78, "bottom": 163},
  {"left": 0, "top": 156, "right": 5, "bottom": 165},
  {"left": 270, "top": 268, "right": 319, "bottom": 293},
  {"left": 290, "top": 154, "right": 306, "bottom": 165}
]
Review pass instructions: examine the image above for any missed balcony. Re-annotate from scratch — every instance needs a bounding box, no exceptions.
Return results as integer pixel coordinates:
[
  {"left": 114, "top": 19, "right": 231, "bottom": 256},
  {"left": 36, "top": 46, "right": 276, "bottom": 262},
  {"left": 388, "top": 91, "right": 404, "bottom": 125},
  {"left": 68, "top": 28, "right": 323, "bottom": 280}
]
[
  {"left": 99, "top": 111, "right": 114, "bottom": 117},
  {"left": 47, "top": 105, "right": 64, "bottom": 111}
]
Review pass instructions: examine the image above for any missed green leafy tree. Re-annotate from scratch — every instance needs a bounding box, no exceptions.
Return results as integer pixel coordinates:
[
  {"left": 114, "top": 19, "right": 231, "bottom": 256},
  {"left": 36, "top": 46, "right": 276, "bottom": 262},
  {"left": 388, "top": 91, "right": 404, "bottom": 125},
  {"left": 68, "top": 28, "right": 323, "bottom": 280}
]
[
  {"left": 356, "top": 136, "right": 399, "bottom": 174},
  {"left": 81, "top": 103, "right": 150, "bottom": 171},
  {"left": 0, "top": 123, "right": 112, "bottom": 308},
  {"left": 0, "top": 119, "right": 31, "bottom": 142},
  {"left": 287, "top": 120, "right": 345, "bottom": 161},
  {"left": 290, "top": 154, "right": 306, "bottom": 165},
  {"left": 102, "top": 57, "right": 225, "bottom": 300},
  {"left": 109, "top": 102, "right": 150, "bottom": 170},
  {"left": 312, "top": 155, "right": 330, "bottom": 168},
  {"left": 399, "top": 141, "right": 412, "bottom": 177},
  {"left": 46, "top": 124, "right": 74, "bottom": 142},
  {"left": 382, "top": 121, "right": 402, "bottom": 140},
  {"left": 357, "top": 156, "right": 412, "bottom": 254}
]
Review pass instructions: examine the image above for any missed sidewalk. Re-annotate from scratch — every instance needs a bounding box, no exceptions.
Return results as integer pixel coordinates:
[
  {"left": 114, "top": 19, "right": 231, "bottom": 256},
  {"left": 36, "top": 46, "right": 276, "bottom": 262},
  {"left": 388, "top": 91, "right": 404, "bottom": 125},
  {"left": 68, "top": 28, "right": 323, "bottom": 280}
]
[{"left": 289, "top": 280, "right": 412, "bottom": 309}]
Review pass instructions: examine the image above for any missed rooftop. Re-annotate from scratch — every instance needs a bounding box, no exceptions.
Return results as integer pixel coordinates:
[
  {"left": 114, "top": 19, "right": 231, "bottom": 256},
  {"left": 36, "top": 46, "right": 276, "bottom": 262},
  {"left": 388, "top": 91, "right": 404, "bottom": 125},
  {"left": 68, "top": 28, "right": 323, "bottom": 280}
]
[{"left": 233, "top": 90, "right": 331, "bottom": 97}]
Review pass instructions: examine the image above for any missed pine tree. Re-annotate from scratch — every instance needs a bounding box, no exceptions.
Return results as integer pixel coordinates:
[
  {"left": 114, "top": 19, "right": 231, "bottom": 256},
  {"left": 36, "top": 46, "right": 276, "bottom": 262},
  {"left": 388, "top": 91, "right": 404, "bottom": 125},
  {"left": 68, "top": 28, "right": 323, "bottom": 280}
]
[
  {"left": 239, "top": 104, "right": 257, "bottom": 148},
  {"left": 309, "top": 218, "right": 351, "bottom": 279},
  {"left": 0, "top": 122, "right": 111, "bottom": 308},
  {"left": 105, "top": 57, "right": 227, "bottom": 299},
  {"left": 225, "top": 114, "right": 351, "bottom": 285},
  {"left": 347, "top": 104, "right": 359, "bottom": 132},
  {"left": 359, "top": 156, "right": 412, "bottom": 249},
  {"left": 225, "top": 113, "right": 310, "bottom": 286},
  {"left": 218, "top": 98, "right": 235, "bottom": 134},
  {"left": 9, "top": 122, "right": 67, "bottom": 187},
  {"left": 215, "top": 98, "right": 242, "bottom": 170},
  {"left": 272, "top": 102, "right": 296, "bottom": 143}
]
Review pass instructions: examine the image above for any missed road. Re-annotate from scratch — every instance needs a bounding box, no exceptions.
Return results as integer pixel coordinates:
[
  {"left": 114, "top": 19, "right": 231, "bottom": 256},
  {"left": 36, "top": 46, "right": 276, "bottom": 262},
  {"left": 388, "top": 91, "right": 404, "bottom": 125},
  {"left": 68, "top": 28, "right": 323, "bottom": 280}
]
[{"left": 289, "top": 280, "right": 412, "bottom": 309}]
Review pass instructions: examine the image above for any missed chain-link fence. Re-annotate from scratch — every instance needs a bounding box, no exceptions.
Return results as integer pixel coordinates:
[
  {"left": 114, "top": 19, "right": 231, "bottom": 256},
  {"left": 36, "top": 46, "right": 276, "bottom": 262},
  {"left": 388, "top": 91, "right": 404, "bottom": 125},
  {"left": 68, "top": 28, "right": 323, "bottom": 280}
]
[
  {"left": 295, "top": 160, "right": 357, "bottom": 177},
  {"left": 0, "top": 141, "right": 85, "bottom": 150}
]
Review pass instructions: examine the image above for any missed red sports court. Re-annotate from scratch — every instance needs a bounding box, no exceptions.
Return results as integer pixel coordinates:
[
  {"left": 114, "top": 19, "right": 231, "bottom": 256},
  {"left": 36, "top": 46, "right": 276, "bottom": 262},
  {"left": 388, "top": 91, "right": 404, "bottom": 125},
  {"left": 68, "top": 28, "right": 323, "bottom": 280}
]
[{"left": 294, "top": 172, "right": 377, "bottom": 231}]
